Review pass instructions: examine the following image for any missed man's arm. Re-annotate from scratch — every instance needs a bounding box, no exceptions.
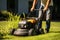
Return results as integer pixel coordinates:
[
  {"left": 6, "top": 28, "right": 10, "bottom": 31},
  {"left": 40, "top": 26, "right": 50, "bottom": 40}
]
[
  {"left": 43, "top": 0, "right": 51, "bottom": 12},
  {"left": 30, "top": 0, "right": 37, "bottom": 12}
]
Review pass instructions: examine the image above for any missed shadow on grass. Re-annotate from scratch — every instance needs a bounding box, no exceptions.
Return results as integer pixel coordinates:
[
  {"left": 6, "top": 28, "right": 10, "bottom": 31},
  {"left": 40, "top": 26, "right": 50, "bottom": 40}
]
[
  {"left": 50, "top": 31, "right": 60, "bottom": 33},
  {"left": 0, "top": 37, "right": 11, "bottom": 40},
  {"left": 0, "top": 35, "right": 11, "bottom": 40},
  {"left": 8, "top": 33, "right": 44, "bottom": 37}
]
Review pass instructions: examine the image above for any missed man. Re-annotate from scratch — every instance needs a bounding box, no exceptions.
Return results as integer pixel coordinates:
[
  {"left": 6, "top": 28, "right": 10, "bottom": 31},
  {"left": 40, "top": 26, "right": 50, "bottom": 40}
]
[{"left": 30, "top": 0, "right": 53, "bottom": 33}]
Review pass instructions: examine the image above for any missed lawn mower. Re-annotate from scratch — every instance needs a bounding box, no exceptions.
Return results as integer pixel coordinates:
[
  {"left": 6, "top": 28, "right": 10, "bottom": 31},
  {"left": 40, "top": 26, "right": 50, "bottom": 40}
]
[{"left": 10, "top": 9, "right": 44, "bottom": 36}]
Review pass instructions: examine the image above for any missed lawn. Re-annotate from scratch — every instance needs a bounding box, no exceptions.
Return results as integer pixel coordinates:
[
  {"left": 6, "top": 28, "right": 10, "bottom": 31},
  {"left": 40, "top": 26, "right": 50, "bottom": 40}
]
[{"left": 0, "top": 21, "right": 60, "bottom": 40}]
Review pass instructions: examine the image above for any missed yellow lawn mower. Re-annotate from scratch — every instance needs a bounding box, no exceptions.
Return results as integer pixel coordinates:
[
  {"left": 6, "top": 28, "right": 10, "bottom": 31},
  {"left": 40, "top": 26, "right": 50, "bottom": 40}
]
[{"left": 10, "top": 9, "right": 44, "bottom": 36}]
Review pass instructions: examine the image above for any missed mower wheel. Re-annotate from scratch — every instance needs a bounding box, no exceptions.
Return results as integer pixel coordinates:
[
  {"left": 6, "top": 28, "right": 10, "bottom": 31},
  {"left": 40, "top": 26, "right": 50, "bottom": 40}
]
[
  {"left": 39, "top": 28, "right": 44, "bottom": 34},
  {"left": 13, "top": 29, "right": 28, "bottom": 36},
  {"left": 10, "top": 28, "right": 16, "bottom": 35},
  {"left": 28, "top": 28, "right": 37, "bottom": 36}
]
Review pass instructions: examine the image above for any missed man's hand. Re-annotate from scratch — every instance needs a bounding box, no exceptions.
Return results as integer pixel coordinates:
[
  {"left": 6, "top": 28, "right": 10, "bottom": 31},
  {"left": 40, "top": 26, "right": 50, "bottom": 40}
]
[
  {"left": 30, "top": 0, "right": 37, "bottom": 12},
  {"left": 43, "top": 0, "right": 51, "bottom": 13},
  {"left": 30, "top": 7, "right": 34, "bottom": 12},
  {"left": 43, "top": 7, "right": 47, "bottom": 13}
]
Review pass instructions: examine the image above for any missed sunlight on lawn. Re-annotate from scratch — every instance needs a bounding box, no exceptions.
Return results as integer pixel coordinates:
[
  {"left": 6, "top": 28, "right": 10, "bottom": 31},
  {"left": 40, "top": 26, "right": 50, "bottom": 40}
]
[{"left": 0, "top": 21, "right": 60, "bottom": 40}]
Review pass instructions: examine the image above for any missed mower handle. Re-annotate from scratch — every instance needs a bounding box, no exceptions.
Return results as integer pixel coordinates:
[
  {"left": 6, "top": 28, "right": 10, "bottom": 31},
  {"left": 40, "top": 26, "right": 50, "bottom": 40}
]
[{"left": 28, "top": 9, "right": 43, "bottom": 20}]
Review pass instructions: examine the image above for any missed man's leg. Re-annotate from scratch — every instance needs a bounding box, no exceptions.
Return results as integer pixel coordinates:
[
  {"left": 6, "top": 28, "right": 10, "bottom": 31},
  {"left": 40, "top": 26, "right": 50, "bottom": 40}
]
[
  {"left": 46, "top": 8, "right": 51, "bottom": 33},
  {"left": 37, "top": 3, "right": 45, "bottom": 29},
  {"left": 38, "top": 9, "right": 43, "bottom": 29},
  {"left": 35, "top": 9, "right": 43, "bottom": 34}
]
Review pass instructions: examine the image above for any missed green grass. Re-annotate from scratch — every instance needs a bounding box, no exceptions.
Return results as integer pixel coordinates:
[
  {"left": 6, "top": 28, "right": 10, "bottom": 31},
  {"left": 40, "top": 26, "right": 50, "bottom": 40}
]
[{"left": 0, "top": 21, "right": 60, "bottom": 40}]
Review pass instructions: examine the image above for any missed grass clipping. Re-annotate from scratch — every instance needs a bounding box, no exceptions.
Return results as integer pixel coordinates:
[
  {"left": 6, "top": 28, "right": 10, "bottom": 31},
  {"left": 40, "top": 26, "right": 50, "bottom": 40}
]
[{"left": 0, "top": 10, "right": 21, "bottom": 36}]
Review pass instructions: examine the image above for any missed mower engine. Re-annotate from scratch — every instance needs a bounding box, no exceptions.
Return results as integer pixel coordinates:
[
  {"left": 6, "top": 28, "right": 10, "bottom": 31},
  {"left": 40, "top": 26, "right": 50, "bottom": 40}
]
[
  {"left": 18, "top": 18, "right": 37, "bottom": 29},
  {"left": 18, "top": 20, "right": 27, "bottom": 29}
]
